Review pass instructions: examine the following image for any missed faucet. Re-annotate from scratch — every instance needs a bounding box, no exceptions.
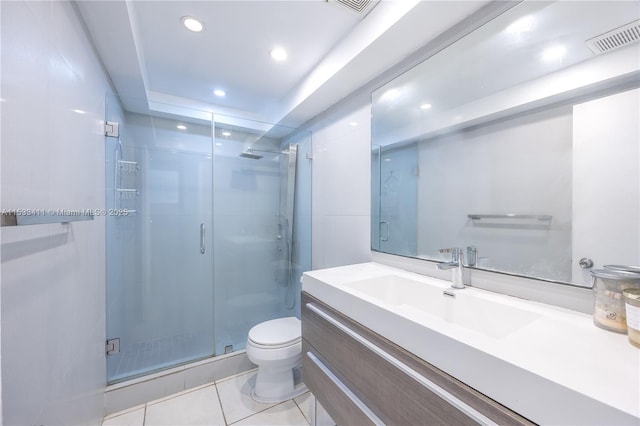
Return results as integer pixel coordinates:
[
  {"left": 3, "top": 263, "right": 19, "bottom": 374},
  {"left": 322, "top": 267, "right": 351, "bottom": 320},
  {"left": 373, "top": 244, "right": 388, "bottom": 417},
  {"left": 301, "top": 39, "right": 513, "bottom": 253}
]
[{"left": 437, "top": 248, "right": 465, "bottom": 289}]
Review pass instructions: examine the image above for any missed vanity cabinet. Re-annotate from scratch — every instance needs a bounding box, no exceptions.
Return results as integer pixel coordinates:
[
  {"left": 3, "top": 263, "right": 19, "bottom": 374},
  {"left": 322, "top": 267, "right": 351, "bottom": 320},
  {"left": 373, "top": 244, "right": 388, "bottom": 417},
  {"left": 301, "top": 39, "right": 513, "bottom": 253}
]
[{"left": 301, "top": 292, "right": 534, "bottom": 426}]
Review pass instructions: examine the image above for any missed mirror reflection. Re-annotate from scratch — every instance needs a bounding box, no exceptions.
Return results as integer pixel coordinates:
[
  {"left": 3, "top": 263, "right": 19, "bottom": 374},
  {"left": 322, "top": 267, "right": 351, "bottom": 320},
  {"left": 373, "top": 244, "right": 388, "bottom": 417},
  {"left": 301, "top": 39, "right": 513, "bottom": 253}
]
[{"left": 371, "top": 1, "right": 640, "bottom": 286}]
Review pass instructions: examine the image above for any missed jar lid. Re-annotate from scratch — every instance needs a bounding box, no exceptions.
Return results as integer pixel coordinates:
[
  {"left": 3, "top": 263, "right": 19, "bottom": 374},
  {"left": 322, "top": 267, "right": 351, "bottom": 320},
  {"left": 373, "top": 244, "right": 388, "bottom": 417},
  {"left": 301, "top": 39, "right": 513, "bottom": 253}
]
[
  {"left": 623, "top": 288, "right": 640, "bottom": 301},
  {"left": 591, "top": 269, "right": 640, "bottom": 280},
  {"left": 604, "top": 265, "right": 640, "bottom": 274}
]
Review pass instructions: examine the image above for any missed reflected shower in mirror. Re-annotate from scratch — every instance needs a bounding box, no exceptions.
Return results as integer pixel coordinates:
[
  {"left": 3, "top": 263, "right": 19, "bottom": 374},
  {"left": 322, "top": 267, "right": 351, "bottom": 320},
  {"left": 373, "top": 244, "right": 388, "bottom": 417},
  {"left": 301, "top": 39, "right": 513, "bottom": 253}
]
[{"left": 371, "top": 1, "right": 640, "bottom": 287}]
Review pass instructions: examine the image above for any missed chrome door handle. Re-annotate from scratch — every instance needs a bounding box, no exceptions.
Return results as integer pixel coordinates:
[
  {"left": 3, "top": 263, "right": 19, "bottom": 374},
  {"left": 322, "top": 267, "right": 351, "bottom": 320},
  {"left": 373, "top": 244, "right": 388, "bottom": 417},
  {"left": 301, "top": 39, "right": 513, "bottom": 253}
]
[{"left": 200, "top": 223, "right": 206, "bottom": 254}]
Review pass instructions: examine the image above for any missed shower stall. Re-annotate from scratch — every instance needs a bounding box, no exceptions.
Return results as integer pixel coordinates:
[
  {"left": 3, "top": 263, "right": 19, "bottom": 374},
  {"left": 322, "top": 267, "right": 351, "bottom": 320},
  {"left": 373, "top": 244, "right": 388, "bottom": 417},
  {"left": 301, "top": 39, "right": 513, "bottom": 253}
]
[{"left": 105, "top": 95, "right": 311, "bottom": 383}]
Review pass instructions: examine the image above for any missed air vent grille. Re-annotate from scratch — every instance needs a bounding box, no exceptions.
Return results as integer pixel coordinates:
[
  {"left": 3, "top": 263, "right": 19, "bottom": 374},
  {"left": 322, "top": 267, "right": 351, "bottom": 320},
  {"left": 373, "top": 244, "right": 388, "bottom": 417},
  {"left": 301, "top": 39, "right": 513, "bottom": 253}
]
[
  {"left": 327, "top": 0, "right": 377, "bottom": 16},
  {"left": 586, "top": 20, "right": 640, "bottom": 54},
  {"left": 336, "top": 0, "right": 371, "bottom": 13}
]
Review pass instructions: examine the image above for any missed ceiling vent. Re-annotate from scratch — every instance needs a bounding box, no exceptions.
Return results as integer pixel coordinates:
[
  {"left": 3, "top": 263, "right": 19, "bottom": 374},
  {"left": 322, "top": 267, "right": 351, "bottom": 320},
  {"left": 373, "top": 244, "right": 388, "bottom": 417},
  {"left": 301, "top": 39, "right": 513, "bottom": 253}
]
[
  {"left": 586, "top": 20, "right": 640, "bottom": 55},
  {"left": 327, "top": 0, "right": 378, "bottom": 17}
]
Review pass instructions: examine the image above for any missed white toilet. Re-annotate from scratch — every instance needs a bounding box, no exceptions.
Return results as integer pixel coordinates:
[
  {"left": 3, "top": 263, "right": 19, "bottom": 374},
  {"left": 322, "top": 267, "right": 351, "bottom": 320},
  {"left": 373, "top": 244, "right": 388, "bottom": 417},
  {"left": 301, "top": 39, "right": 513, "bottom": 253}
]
[{"left": 246, "top": 317, "right": 307, "bottom": 403}]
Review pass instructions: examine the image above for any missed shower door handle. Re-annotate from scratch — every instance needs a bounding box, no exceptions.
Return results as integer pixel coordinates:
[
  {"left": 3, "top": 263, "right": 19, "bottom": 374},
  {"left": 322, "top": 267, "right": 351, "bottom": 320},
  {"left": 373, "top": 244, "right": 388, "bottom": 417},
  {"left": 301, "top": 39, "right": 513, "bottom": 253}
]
[{"left": 200, "top": 223, "right": 206, "bottom": 254}]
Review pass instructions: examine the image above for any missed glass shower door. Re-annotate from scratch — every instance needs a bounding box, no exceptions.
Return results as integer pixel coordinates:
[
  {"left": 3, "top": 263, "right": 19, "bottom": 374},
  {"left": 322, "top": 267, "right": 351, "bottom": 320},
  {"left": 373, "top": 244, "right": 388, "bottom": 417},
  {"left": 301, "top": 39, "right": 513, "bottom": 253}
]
[
  {"left": 212, "top": 117, "right": 310, "bottom": 354},
  {"left": 373, "top": 143, "right": 419, "bottom": 256},
  {"left": 105, "top": 96, "right": 215, "bottom": 383}
]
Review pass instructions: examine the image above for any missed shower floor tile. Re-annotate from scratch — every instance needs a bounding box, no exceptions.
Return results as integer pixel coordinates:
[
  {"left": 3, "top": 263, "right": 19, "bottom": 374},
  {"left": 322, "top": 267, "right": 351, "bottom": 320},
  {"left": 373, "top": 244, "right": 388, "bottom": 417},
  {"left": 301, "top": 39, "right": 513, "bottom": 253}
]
[
  {"left": 109, "top": 332, "right": 211, "bottom": 383},
  {"left": 102, "top": 370, "right": 317, "bottom": 426}
]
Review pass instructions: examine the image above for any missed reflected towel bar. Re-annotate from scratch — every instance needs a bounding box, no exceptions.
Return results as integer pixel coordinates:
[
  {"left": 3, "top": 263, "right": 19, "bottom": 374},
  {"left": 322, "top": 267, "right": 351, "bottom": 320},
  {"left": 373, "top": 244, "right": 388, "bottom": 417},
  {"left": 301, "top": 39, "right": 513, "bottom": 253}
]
[
  {"left": 468, "top": 214, "right": 552, "bottom": 221},
  {"left": 1, "top": 212, "right": 94, "bottom": 227}
]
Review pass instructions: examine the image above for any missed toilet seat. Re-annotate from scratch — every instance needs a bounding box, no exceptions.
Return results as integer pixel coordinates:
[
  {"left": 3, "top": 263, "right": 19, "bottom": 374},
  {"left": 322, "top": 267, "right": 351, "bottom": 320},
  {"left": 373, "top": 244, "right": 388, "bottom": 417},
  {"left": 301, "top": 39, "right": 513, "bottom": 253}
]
[{"left": 248, "top": 317, "right": 301, "bottom": 349}]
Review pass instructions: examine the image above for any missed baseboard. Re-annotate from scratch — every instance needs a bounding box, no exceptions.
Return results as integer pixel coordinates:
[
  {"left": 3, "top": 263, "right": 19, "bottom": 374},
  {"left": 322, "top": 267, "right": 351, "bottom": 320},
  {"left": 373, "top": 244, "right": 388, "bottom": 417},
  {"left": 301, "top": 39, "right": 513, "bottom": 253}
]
[{"left": 104, "top": 350, "right": 256, "bottom": 416}]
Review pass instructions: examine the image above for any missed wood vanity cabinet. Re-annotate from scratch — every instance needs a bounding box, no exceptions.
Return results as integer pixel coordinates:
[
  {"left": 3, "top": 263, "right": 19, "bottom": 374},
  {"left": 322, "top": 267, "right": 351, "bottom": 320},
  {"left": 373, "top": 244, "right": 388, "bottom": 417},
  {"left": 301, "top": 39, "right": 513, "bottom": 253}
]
[{"left": 301, "top": 292, "right": 535, "bottom": 426}]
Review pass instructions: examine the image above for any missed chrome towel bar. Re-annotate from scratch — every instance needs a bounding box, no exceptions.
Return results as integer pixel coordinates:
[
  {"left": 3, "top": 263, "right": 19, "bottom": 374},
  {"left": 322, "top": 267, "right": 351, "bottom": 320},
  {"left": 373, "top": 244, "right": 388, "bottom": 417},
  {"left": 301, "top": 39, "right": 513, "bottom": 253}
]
[{"left": 468, "top": 214, "right": 552, "bottom": 221}]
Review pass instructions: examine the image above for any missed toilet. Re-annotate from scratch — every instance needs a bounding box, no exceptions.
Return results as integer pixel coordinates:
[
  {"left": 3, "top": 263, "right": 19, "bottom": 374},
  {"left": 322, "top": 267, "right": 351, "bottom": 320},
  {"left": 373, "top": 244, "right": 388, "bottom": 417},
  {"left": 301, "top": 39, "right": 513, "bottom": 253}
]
[{"left": 246, "top": 317, "right": 307, "bottom": 403}]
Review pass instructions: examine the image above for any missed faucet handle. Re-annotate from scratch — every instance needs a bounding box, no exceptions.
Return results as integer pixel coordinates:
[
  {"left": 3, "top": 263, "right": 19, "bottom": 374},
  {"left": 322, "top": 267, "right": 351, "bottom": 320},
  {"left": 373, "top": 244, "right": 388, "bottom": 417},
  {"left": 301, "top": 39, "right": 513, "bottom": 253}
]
[
  {"left": 466, "top": 246, "right": 477, "bottom": 267},
  {"left": 439, "top": 247, "right": 462, "bottom": 261}
]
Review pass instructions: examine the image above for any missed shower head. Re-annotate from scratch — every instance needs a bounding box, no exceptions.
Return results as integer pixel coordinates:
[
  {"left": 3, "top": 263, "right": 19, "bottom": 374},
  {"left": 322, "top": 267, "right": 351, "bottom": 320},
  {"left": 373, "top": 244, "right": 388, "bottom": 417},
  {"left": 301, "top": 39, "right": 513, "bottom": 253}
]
[
  {"left": 240, "top": 146, "right": 285, "bottom": 160},
  {"left": 239, "top": 149, "right": 263, "bottom": 160}
]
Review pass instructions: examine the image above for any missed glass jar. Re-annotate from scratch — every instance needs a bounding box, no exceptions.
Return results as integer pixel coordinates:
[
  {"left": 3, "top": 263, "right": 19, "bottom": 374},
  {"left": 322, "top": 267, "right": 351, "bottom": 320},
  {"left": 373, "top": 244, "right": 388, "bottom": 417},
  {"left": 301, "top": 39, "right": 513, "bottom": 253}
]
[
  {"left": 591, "top": 269, "right": 640, "bottom": 333},
  {"left": 604, "top": 264, "right": 640, "bottom": 274},
  {"left": 623, "top": 288, "right": 640, "bottom": 348}
]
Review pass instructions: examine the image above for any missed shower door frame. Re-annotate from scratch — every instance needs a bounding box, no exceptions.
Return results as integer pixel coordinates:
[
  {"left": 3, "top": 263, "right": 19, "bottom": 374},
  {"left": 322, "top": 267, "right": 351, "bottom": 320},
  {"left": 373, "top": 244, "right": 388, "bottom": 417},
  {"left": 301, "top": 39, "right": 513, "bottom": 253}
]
[{"left": 105, "top": 97, "right": 216, "bottom": 384}]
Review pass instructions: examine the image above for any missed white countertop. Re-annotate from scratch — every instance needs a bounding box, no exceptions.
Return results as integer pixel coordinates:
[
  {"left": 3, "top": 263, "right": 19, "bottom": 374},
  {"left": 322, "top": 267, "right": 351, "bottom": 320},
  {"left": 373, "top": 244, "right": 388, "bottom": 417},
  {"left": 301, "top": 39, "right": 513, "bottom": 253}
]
[{"left": 303, "top": 262, "right": 640, "bottom": 425}]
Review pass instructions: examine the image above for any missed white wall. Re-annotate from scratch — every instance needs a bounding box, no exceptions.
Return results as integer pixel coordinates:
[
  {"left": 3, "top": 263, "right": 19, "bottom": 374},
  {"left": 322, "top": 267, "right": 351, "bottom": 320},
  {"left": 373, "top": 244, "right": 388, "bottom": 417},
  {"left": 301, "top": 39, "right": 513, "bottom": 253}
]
[
  {"left": 417, "top": 106, "right": 573, "bottom": 282},
  {"left": 311, "top": 105, "right": 372, "bottom": 269},
  {"left": 1, "top": 1, "right": 111, "bottom": 424},
  {"left": 572, "top": 88, "right": 640, "bottom": 284}
]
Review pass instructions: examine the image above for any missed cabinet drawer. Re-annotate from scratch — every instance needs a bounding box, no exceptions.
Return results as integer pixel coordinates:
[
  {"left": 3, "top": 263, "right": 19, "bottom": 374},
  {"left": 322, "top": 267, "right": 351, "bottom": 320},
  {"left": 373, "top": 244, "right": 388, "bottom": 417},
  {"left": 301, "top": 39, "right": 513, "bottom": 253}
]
[
  {"left": 302, "top": 292, "right": 534, "bottom": 426},
  {"left": 303, "top": 342, "right": 382, "bottom": 426}
]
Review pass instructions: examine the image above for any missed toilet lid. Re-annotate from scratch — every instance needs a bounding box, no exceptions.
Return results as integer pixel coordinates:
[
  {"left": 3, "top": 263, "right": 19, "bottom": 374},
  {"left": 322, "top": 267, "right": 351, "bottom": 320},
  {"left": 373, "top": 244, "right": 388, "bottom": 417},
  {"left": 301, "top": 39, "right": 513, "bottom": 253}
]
[{"left": 248, "top": 317, "right": 301, "bottom": 347}]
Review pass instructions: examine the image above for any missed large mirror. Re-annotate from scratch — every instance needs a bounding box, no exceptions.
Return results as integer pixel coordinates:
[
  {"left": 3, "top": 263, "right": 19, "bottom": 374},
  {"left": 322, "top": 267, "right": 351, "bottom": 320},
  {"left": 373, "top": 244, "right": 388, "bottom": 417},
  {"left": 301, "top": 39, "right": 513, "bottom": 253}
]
[{"left": 371, "top": 1, "right": 640, "bottom": 287}]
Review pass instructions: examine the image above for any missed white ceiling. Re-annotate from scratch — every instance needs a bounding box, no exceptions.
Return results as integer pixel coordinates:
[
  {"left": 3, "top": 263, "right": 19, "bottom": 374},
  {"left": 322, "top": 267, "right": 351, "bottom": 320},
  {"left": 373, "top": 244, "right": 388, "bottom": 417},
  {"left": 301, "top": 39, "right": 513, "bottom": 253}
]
[
  {"left": 132, "top": 1, "right": 363, "bottom": 113},
  {"left": 75, "top": 0, "right": 490, "bottom": 131},
  {"left": 371, "top": 0, "right": 640, "bottom": 142}
]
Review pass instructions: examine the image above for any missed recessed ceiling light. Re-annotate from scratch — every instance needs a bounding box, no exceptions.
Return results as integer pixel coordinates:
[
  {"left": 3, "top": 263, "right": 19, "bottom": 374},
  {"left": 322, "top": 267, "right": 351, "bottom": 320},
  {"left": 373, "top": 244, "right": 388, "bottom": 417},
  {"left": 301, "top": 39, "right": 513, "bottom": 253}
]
[
  {"left": 215, "top": 142, "right": 223, "bottom": 146},
  {"left": 269, "top": 47, "right": 288, "bottom": 62},
  {"left": 506, "top": 16, "right": 534, "bottom": 34},
  {"left": 72, "top": 109, "right": 86, "bottom": 114},
  {"left": 349, "top": 122, "right": 358, "bottom": 127},
  {"left": 542, "top": 45, "right": 566, "bottom": 62},
  {"left": 181, "top": 16, "right": 204, "bottom": 33},
  {"left": 177, "top": 125, "right": 187, "bottom": 130},
  {"left": 214, "top": 89, "right": 226, "bottom": 97},
  {"left": 222, "top": 131, "right": 231, "bottom": 137},
  {"left": 420, "top": 103, "right": 432, "bottom": 110}
]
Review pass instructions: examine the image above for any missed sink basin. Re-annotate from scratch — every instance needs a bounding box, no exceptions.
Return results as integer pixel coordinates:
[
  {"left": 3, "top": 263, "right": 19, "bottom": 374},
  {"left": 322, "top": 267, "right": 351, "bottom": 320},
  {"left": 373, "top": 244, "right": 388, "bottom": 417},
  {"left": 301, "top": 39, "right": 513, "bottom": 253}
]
[
  {"left": 343, "top": 274, "right": 541, "bottom": 338},
  {"left": 302, "top": 262, "right": 640, "bottom": 425},
  {"left": 342, "top": 275, "right": 440, "bottom": 305}
]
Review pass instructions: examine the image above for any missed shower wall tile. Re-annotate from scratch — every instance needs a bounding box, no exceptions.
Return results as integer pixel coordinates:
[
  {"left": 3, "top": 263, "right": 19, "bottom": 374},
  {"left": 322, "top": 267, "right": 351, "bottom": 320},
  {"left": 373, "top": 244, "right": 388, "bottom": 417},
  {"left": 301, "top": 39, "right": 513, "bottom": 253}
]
[
  {"left": 1, "top": 1, "right": 110, "bottom": 424},
  {"left": 311, "top": 105, "right": 372, "bottom": 270}
]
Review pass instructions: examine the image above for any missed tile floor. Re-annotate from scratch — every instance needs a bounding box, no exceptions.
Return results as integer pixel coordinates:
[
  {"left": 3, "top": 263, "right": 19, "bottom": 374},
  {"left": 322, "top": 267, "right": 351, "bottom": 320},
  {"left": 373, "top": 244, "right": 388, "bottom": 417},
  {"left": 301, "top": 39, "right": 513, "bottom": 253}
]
[{"left": 102, "top": 369, "right": 314, "bottom": 426}]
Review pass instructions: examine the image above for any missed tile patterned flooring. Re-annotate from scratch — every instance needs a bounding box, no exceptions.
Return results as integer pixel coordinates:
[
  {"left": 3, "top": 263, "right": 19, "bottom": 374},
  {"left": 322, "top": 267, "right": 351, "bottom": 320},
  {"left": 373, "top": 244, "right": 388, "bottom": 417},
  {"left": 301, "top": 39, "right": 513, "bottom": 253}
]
[{"left": 102, "top": 369, "right": 313, "bottom": 426}]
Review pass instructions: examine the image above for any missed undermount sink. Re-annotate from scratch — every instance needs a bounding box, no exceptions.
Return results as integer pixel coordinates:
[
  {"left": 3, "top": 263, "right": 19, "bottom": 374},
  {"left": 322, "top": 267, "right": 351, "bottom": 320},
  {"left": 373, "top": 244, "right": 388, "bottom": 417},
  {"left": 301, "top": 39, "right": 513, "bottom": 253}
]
[
  {"left": 302, "top": 262, "right": 640, "bottom": 425},
  {"left": 342, "top": 274, "right": 541, "bottom": 338}
]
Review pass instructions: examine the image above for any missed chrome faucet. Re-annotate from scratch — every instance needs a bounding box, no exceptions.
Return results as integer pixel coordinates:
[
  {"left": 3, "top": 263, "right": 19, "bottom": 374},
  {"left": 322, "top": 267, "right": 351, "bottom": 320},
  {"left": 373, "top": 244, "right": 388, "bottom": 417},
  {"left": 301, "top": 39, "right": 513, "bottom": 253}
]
[{"left": 437, "top": 248, "right": 465, "bottom": 289}]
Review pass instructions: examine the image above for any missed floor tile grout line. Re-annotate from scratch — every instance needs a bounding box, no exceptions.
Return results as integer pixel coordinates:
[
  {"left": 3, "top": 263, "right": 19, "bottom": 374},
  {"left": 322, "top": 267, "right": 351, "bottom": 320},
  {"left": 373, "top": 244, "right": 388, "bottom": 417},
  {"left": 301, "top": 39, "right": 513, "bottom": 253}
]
[
  {"left": 142, "top": 403, "right": 147, "bottom": 426},
  {"left": 104, "top": 369, "right": 311, "bottom": 426},
  {"left": 293, "top": 396, "right": 311, "bottom": 426},
  {"left": 226, "top": 400, "right": 289, "bottom": 426},
  {"left": 214, "top": 382, "right": 230, "bottom": 426},
  {"left": 295, "top": 403, "right": 310, "bottom": 426}
]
